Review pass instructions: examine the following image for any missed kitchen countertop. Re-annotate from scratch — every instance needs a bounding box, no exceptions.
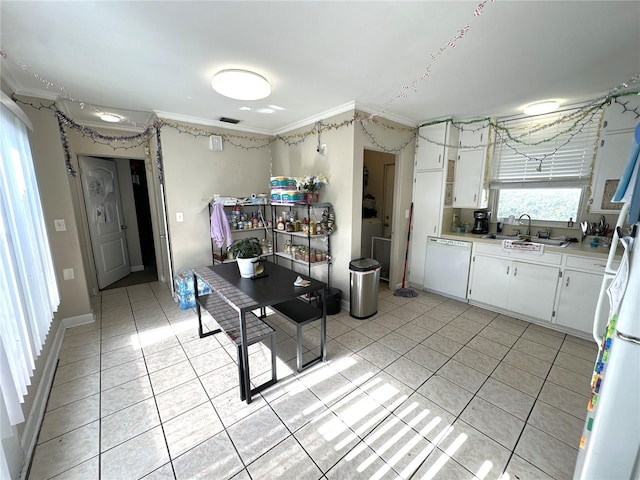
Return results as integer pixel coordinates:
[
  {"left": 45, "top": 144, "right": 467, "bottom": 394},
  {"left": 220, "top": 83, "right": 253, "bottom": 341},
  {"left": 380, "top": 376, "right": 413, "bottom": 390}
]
[{"left": 441, "top": 231, "right": 622, "bottom": 260}]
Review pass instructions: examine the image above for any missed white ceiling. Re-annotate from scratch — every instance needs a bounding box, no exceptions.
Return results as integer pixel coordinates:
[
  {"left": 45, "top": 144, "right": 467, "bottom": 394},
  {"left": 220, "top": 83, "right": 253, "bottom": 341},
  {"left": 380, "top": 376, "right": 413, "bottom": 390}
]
[{"left": 1, "top": 1, "right": 639, "bottom": 134}]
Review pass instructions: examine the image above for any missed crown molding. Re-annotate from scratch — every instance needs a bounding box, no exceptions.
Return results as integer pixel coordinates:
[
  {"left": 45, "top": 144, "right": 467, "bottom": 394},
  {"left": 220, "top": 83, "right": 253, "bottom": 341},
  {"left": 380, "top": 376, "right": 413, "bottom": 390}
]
[
  {"left": 10, "top": 86, "right": 58, "bottom": 101},
  {"left": 155, "top": 111, "right": 274, "bottom": 136},
  {"left": 353, "top": 102, "right": 417, "bottom": 127},
  {"left": 274, "top": 101, "right": 357, "bottom": 135}
]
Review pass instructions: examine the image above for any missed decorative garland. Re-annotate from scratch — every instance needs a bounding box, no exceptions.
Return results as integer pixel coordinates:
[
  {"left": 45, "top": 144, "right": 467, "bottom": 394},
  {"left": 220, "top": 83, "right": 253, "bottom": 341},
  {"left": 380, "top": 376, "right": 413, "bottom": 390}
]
[
  {"left": 12, "top": 73, "right": 639, "bottom": 176},
  {"left": 372, "top": 0, "right": 495, "bottom": 119},
  {"left": 15, "top": 99, "right": 165, "bottom": 181}
]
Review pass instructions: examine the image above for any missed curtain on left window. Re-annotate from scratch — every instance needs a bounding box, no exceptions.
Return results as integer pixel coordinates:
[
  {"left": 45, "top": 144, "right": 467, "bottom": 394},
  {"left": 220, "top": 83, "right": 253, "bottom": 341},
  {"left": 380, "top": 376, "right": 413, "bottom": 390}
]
[{"left": 0, "top": 103, "right": 60, "bottom": 425}]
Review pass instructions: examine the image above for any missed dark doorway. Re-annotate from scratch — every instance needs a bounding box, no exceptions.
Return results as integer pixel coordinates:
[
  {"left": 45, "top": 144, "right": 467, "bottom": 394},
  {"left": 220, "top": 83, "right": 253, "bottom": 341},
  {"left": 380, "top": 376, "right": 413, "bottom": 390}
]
[{"left": 130, "top": 159, "right": 156, "bottom": 269}]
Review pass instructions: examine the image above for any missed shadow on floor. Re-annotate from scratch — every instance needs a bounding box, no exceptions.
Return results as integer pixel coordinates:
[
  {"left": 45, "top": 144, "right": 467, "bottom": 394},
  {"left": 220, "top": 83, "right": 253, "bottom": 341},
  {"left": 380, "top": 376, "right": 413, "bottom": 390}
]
[{"left": 102, "top": 267, "right": 158, "bottom": 290}]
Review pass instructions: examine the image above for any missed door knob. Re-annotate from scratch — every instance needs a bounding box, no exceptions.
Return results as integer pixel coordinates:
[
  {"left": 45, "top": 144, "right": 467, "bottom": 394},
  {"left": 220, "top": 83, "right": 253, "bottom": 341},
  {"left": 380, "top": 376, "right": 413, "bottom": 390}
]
[{"left": 121, "top": 225, "right": 128, "bottom": 230}]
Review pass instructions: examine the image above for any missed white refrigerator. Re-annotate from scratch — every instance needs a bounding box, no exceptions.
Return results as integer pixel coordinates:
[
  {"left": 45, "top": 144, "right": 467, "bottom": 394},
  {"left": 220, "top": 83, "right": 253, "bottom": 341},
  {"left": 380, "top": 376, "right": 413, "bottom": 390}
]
[{"left": 573, "top": 125, "right": 640, "bottom": 479}]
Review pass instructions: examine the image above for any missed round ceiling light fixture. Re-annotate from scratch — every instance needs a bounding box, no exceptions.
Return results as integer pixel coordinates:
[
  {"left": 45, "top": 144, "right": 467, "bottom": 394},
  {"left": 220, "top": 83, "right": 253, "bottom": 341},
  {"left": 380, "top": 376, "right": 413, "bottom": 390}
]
[
  {"left": 523, "top": 100, "right": 560, "bottom": 116},
  {"left": 99, "top": 113, "right": 122, "bottom": 123},
  {"left": 211, "top": 69, "right": 271, "bottom": 101}
]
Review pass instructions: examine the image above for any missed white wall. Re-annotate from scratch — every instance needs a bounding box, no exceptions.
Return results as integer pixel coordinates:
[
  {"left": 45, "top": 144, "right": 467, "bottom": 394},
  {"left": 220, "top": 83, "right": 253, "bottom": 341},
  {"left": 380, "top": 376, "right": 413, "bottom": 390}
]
[
  {"left": 272, "top": 111, "right": 356, "bottom": 299},
  {"left": 354, "top": 113, "right": 417, "bottom": 290},
  {"left": 158, "top": 123, "right": 273, "bottom": 274}
]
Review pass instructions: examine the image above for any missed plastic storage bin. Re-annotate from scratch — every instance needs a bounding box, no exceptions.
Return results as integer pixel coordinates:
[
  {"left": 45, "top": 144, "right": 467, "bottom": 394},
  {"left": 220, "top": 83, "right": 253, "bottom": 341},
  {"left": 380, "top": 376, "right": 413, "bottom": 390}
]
[{"left": 349, "top": 258, "right": 381, "bottom": 319}]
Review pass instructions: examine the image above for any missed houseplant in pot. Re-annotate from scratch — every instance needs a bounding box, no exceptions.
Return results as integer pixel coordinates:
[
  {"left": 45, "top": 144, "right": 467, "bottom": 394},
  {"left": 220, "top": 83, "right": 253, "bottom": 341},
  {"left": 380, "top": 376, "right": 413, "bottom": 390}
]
[
  {"left": 297, "top": 174, "right": 328, "bottom": 204},
  {"left": 228, "top": 237, "right": 263, "bottom": 278}
]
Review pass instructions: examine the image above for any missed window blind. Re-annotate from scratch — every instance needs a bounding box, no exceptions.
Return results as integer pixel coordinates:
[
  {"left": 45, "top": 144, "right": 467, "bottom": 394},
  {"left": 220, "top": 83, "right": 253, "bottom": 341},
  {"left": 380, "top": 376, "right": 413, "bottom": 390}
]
[
  {"left": 490, "top": 106, "right": 602, "bottom": 188},
  {"left": 1, "top": 103, "right": 60, "bottom": 425}
]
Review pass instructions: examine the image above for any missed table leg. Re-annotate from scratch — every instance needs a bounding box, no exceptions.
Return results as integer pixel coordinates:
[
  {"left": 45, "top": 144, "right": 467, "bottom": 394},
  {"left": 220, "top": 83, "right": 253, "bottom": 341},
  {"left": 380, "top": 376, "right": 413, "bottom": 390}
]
[
  {"left": 321, "top": 287, "right": 327, "bottom": 362},
  {"left": 239, "top": 311, "right": 252, "bottom": 404}
]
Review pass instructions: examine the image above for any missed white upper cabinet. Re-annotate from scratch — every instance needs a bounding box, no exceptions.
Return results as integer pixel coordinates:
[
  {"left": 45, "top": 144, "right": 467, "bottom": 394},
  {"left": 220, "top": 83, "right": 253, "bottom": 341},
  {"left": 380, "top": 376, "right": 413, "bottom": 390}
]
[
  {"left": 453, "top": 122, "right": 491, "bottom": 208},
  {"left": 590, "top": 95, "right": 640, "bottom": 213},
  {"left": 415, "top": 122, "right": 457, "bottom": 171}
]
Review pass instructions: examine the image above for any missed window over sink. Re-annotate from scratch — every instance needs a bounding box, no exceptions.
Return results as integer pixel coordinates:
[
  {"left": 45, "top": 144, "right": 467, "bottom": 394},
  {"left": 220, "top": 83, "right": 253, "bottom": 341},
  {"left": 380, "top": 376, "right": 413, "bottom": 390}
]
[
  {"left": 490, "top": 104, "right": 602, "bottom": 223},
  {"left": 496, "top": 187, "right": 583, "bottom": 223}
]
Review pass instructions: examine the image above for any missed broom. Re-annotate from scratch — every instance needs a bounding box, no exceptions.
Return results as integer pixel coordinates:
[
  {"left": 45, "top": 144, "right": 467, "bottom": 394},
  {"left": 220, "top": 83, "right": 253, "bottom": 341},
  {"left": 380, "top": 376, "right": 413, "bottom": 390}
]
[{"left": 394, "top": 202, "right": 418, "bottom": 297}]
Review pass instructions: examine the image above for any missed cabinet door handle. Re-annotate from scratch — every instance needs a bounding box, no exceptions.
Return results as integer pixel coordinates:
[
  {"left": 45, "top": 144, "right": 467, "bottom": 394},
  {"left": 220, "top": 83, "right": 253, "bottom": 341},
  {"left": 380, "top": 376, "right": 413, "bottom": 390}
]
[
  {"left": 438, "top": 154, "right": 442, "bottom": 164},
  {"left": 480, "top": 132, "right": 483, "bottom": 143},
  {"left": 565, "top": 276, "right": 570, "bottom": 287},
  {"left": 473, "top": 194, "right": 477, "bottom": 202},
  {"left": 506, "top": 266, "right": 510, "bottom": 275},
  {"left": 433, "top": 225, "right": 437, "bottom": 234},
  {"left": 514, "top": 266, "right": 518, "bottom": 277}
]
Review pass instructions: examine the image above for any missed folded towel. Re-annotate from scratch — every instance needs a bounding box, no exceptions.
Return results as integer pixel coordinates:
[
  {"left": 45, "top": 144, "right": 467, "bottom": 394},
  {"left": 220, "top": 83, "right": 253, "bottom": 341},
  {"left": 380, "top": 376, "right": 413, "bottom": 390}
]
[{"left": 294, "top": 275, "right": 311, "bottom": 287}]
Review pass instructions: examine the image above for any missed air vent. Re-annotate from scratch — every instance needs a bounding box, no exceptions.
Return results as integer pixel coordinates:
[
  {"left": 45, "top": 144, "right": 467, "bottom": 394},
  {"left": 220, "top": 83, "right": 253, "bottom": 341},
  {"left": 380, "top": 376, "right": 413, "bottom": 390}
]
[{"left": 219, "top": 117, "right": 240, "bottom": 124}]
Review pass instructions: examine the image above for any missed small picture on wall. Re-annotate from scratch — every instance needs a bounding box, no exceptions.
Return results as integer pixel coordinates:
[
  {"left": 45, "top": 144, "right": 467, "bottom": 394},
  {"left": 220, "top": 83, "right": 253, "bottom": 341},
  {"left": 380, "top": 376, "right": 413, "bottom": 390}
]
[{"left": 601, "top": 179, "right": 623, "bottom": 210}]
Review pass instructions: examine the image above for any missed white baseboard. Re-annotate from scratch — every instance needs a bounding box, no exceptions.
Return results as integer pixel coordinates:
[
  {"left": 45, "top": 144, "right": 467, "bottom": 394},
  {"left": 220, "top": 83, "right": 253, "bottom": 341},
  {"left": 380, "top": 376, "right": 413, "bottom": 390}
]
[
  {"left": 19, "top": 313, "right": 95, "bottom": 480},
  {"left": 63, "top": 313, "right": 95, "bottom": 329},
  {"left": 130, "top": 265, "right": 144, "bottom": 272}
]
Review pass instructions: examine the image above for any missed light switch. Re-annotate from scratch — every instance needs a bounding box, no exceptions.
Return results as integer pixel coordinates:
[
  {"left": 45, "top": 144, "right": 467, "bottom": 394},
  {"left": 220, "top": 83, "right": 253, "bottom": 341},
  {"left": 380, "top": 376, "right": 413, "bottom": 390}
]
[
  {"left": 63, "top": 268, "right": 74, "bottom": 280},
  {"left": 54, "top": 219, "right": 66, "bottom": 231},
  {"left": 176, "top": 212, "right": 184, "bottom": 222}
]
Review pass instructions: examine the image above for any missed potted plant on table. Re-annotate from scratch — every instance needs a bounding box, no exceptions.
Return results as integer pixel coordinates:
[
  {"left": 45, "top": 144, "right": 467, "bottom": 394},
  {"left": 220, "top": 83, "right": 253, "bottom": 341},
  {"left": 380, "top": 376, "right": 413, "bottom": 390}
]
[{"left": 228, "top": 237, "right": 263, "bottom": 278}]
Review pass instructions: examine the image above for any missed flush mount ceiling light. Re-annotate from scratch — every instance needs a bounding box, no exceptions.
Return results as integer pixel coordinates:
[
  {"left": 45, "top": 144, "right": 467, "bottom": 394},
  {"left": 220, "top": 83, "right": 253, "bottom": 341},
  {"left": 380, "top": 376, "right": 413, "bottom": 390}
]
[
  {"left": 99, "top": 113, "right": 122, "bottom": 123},
  {"left": 211, "top": 69, "right": 271, "bottom": 100},
  {"left": 523, "top": 100, "right": 560, "bottom": 116}
]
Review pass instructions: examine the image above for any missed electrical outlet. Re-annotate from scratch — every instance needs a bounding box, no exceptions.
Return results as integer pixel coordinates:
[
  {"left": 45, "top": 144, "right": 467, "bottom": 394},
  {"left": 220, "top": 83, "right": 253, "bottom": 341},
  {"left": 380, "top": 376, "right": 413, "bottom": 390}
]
[
  {"left": 176, "top": 212, "right": 184, "bottom": 222},
  {"left": 63, "top": 268, "right": 74, "bottom": 280},
  {"left": 54, "top": 219, "right": 66, "bottom": 231}
]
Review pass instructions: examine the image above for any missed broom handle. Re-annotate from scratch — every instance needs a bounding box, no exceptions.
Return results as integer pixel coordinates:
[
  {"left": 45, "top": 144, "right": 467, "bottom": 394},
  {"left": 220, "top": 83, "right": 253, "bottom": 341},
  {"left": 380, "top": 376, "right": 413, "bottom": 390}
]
[{"left": 401, "top": 202, "right": 414, "bottom": 288}]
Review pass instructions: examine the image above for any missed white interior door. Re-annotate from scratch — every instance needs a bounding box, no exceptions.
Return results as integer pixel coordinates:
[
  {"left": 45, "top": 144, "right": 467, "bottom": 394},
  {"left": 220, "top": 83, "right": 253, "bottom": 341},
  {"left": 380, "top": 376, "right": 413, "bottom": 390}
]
[{"left": 80, "top": 156, "right": 130, "bottom": 289}]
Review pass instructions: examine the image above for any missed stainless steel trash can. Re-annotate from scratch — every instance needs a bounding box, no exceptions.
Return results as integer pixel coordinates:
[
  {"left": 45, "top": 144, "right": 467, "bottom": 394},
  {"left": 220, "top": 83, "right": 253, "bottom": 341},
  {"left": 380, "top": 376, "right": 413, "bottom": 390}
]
[{"left": 349, "top": 258, "right": 381, "bottom": 319}]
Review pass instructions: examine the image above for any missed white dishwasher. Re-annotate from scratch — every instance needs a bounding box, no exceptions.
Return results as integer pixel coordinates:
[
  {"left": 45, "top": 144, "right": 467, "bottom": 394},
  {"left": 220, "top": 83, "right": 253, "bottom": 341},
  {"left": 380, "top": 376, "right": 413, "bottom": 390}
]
[{"left": 424, "top": 237, "right": 472, "bottom": 300}]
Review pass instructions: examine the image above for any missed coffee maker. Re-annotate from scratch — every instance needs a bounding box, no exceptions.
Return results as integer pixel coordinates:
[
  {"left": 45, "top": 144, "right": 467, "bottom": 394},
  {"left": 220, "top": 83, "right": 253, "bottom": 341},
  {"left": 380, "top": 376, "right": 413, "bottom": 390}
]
[{"left": 472, "top": 210, "right": 490, "bottom": 234}]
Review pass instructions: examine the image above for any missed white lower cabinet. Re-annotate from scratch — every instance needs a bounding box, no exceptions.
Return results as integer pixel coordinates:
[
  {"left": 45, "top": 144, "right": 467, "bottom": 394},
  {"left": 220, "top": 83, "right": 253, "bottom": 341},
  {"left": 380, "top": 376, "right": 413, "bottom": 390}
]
[
  {"left": 467, "top": 255, "right": 510, "bottom": 309},
  {"left": 555, "top": 269, "right": 603, "bottom": 333},
  {"left": 508, "top": 261, "right": 560, "bottom": 321},
  {"left": 469, "top": 251, "right": 560, "bottom": 323},
  {"left": 468, "top": 246, "right": 612, "bottom": 336},
  {"left": 554, "top": 255, "right": 613, "bottom": 335}
]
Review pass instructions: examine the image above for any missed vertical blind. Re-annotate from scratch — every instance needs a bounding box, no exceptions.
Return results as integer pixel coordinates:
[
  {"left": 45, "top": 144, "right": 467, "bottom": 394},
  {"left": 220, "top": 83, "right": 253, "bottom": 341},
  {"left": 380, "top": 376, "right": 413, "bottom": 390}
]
[
  {"left": 491, "top": 106, "right": 603, "bottom": 188},
  {"left": 0, "top": 103, "right": 60, "bottom": 425}
]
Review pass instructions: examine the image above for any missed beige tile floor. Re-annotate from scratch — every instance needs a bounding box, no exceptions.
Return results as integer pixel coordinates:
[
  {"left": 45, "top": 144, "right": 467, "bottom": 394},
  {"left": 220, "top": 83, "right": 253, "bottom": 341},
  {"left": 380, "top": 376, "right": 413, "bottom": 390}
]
[{"left": 27, "top": 280, "right": 597, "bottom": 479}]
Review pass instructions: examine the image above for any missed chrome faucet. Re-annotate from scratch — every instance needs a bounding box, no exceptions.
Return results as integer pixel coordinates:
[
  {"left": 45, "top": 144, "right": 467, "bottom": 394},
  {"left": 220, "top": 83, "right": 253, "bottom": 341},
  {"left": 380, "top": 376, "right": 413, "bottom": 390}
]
[{"left": 518, "top": 214, "right": 532, "bottom": 236}]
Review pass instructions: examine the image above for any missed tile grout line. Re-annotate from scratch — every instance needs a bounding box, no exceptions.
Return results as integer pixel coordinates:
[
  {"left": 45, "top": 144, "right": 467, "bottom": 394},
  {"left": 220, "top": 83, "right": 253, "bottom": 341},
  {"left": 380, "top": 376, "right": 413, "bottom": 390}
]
[{"left": 498, "top": 331, "right": 571, "bottom": 480}]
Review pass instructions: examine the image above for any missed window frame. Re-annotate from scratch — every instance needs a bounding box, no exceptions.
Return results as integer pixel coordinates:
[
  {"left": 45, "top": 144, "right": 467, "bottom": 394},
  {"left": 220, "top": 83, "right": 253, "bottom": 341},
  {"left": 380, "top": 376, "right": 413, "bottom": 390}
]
[
  {"left": 491, "top": 185, "right": 589, "bottom": 228},
  {"left": 489, "top": 103, "right": 602, "bottom": 226}
]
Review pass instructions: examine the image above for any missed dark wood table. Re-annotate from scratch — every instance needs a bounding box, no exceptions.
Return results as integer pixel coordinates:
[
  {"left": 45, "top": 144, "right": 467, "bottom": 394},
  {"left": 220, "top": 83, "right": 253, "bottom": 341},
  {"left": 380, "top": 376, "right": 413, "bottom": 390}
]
[{"left": 193, "top": 261, "right": 327, "bottom": 403}]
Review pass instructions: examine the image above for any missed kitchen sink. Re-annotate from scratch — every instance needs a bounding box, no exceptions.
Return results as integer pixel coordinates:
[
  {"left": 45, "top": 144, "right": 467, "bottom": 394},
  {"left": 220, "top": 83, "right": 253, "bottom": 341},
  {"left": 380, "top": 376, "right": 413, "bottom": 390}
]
[
  {"left": 481, "top": 234, "right": 570, "bottom": 248},
  {"left": 481, "top": 234, "right": 520, "bottom": 240},
  {"left": 528, "top": 238, "right": 570, "bottom": 247}
]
